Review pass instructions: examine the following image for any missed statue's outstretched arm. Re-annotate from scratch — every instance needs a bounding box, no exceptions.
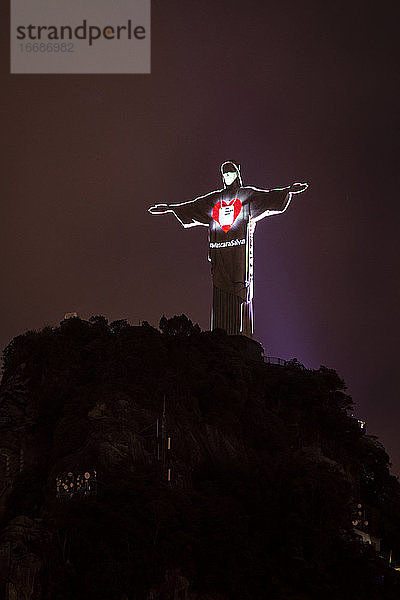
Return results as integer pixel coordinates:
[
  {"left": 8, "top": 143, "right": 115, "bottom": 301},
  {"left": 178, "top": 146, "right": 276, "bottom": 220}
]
[
  {"left": 249, "top": 181, "right": 308, "bottom": 222},
  {"left": 148, "top": 201, "right": 205, "bottom": 227},
  {"left": 148, "top": 190, "right": 220, "bottom": 228}
]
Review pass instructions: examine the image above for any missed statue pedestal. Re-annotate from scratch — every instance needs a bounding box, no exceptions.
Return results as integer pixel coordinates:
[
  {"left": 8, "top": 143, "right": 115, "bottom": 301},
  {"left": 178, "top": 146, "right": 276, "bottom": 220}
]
[{"left": 228, "top": 335, "right": 264, "bottom": 362}]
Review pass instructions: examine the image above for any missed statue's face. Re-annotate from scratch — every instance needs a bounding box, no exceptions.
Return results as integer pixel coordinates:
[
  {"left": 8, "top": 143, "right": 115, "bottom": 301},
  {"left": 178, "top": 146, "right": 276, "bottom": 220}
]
[{"left": 223, "top": 171, "right": 237, "bottom": 186}]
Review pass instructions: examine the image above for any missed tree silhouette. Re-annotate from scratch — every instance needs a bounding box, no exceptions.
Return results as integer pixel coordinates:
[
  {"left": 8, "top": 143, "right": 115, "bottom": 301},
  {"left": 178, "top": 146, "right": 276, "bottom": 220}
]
[{"left": 159, "top": 314, "right": 201, "bottom": 336}]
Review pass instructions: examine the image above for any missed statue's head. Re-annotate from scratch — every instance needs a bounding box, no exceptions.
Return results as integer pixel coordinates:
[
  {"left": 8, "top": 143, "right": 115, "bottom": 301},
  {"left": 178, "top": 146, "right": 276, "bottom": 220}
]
[{"left": 221, "top": 160, "right": 242, "bottom": 188}]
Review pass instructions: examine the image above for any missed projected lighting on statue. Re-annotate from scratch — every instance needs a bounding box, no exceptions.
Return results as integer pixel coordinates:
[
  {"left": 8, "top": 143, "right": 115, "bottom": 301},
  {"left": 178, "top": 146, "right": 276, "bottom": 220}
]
[{"left": 149, "top": 161, "right": 307, "bottom": 337}]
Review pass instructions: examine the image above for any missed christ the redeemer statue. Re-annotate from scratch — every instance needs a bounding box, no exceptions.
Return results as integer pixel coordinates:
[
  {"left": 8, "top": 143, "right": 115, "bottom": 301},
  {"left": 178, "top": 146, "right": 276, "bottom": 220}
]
[{"left": 149, "top": 161, "right": 308, "bottom": 338}]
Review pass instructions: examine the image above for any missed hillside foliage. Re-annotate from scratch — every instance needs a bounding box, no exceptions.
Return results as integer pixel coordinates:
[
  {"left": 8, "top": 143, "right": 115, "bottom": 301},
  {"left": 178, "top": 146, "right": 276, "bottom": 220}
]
[{"left": 0, "top": 315, "right": 400, "bottom": 599}]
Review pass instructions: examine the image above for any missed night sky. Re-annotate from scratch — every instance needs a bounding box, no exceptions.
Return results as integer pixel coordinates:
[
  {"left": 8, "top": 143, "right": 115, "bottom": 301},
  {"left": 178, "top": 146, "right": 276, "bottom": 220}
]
[{"left": 2, "top": 2, "right": 399, "bottom": 471}]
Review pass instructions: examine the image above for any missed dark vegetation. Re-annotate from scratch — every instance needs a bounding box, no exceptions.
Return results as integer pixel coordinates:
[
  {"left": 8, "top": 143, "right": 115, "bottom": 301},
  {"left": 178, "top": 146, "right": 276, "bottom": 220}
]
[{"left": 1, "top": 314, "right": 400, "bottom": 599}]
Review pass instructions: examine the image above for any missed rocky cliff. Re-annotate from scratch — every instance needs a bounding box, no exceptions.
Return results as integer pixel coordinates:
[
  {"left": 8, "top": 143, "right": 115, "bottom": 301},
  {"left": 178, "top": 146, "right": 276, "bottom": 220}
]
[{"left": 1, "top": 315, "right": 400, "bottom": 599}]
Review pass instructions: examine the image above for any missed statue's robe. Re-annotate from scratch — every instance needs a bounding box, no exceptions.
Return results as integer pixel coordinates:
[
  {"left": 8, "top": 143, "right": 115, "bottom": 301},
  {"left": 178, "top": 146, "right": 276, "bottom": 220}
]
[{"left": 167, "top": 180, "right": 292, "bottom": 337}]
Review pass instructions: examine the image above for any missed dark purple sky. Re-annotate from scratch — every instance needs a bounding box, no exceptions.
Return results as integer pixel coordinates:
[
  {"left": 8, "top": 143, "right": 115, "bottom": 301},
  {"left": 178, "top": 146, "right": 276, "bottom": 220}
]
[{"left": 2, "top": 2, "right": 400, "bottom": 470}]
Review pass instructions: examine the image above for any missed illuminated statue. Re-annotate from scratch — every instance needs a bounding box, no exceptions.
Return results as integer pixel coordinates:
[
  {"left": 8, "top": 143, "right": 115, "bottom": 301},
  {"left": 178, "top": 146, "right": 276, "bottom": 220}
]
[{"left": 149, "top": 161, "right": 307, "bottom": 337}]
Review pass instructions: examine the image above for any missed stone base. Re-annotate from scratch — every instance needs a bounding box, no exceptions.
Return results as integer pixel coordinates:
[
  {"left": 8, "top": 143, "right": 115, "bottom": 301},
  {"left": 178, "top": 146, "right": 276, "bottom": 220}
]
[{"left": 228, "top": 335, "right": 264, "bottom": 362}]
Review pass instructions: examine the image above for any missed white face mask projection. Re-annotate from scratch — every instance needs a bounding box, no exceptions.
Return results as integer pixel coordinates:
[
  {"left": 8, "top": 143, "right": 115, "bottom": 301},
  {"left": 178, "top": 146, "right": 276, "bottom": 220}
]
[
  {"left": 222, "top": 171, "right": 238, "bottom": 186},
  {"left": 148, "top": 161, "right": 308, "bottom": 338}
]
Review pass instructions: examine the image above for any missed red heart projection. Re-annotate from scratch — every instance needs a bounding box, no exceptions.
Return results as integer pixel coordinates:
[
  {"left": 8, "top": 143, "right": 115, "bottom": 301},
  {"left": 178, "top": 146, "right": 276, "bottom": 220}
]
[{"left": 212, "top": 198, "right": 242, "bottom": 233}]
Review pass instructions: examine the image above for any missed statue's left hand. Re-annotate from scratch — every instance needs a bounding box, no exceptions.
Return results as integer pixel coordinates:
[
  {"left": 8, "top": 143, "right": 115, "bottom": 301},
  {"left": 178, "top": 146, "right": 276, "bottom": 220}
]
[{"left": 290, "top": 182, "right": 308, "bottom": 194}]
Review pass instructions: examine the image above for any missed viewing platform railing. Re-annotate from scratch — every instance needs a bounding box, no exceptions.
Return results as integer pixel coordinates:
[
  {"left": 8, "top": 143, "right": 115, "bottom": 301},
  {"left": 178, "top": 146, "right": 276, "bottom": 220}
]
[
  {"left": 264, "top": 356, "right": 288, "bottom": 366},
  {"left": 263, "top": 356, "right": 307, "bottom": 370}
]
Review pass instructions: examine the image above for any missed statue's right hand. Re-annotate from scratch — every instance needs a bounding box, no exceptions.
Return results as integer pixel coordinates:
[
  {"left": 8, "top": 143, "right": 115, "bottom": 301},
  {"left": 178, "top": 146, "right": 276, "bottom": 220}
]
[{"left": 148, "top": 204, "right": 170, "bottom": 215}]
